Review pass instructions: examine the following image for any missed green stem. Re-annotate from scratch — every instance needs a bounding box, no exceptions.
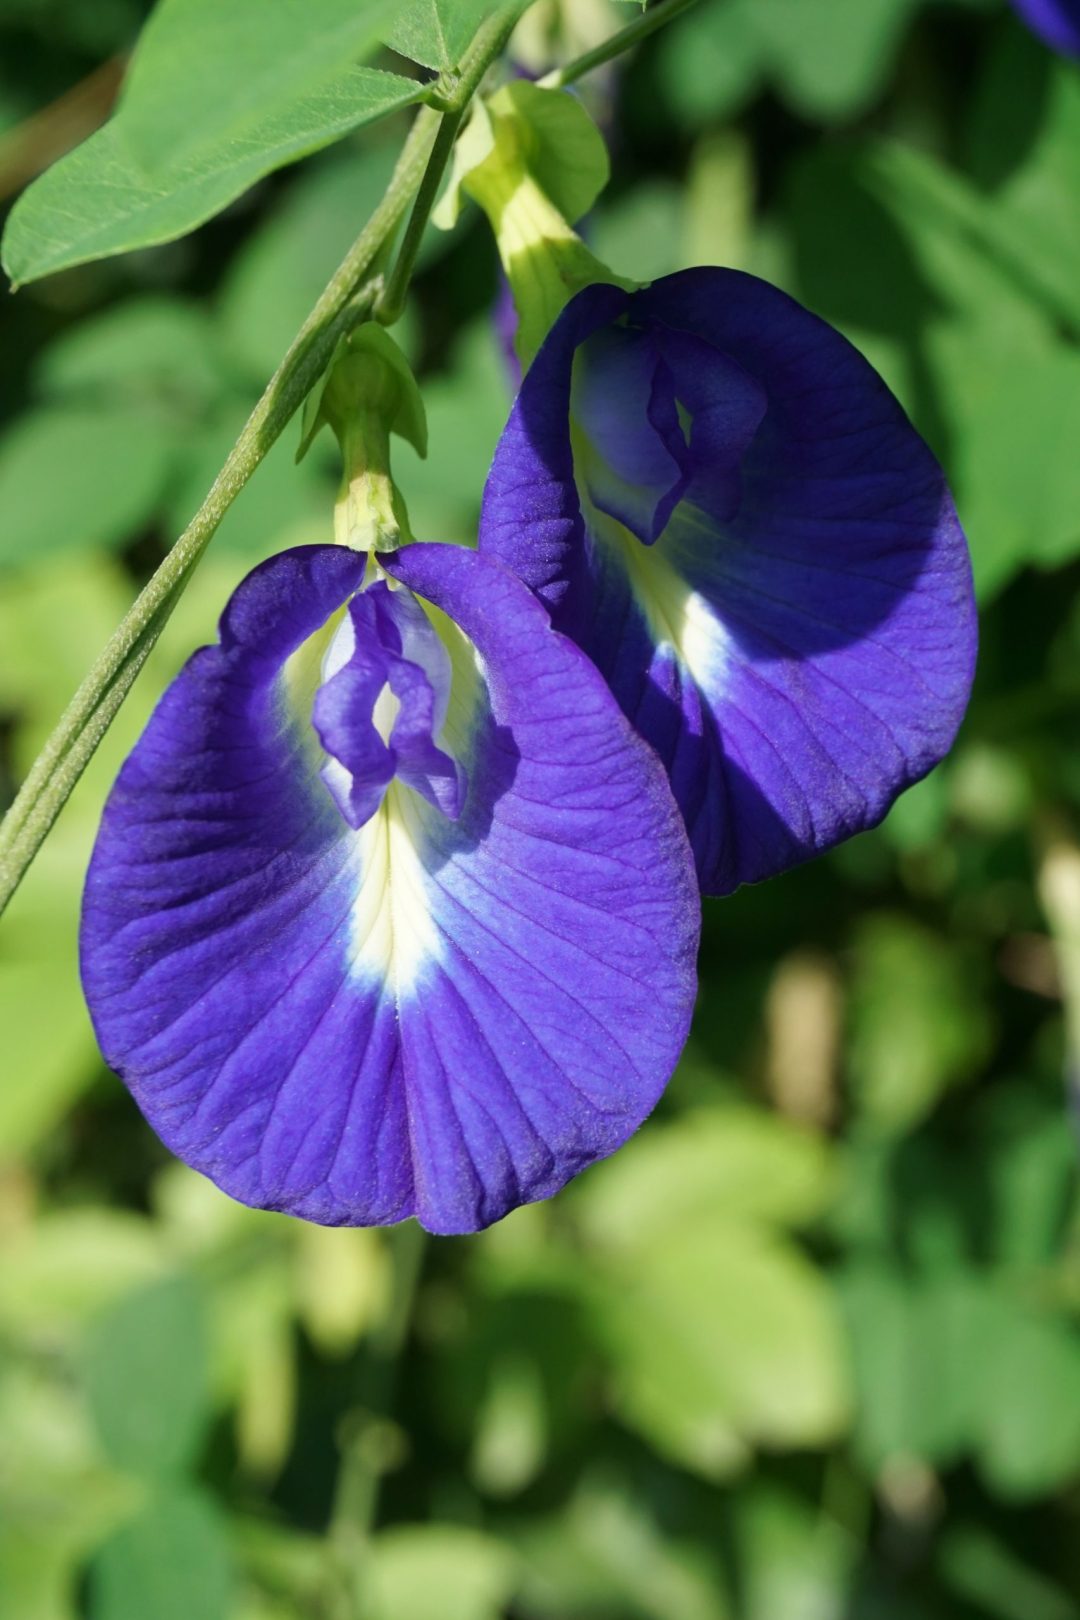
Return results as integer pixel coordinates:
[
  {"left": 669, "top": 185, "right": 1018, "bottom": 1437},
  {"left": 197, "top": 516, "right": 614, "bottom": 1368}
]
[
  {"left": 376, "top": 3, "right": 528, "bottom": 326},
  {"left": 0, "top": 6, "right": 525, "bottom": 919},
  {"left": 537, "top": 0, "right": 703, "bottom": 91},
  {"left": 0, "top": 114, "right": 437, "bottom": 916},
  {"left": 0, "top": 108, "right": 442, "bottom": 918},
  {"left": 375, "top": 108, "right": 463, "bottom": 326}
]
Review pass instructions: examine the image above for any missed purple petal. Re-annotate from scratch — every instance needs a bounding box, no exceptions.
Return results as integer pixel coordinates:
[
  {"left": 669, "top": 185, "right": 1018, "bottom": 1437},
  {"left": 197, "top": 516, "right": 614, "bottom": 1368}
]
[
  {"left": 479, "top": 269, "right": 977, "bottom": 895},
  {"left": 314, "top": 584, "right": 465, "bottom": 828},
  {"left": 1011, "top": 0, "right": 1080, "bottom": 54},
  {"left": 80, "top": 545, "right": 699, "bottom": 1234},
  {"left": 573, "top": 324, "right": 689, "bottom": 543}
]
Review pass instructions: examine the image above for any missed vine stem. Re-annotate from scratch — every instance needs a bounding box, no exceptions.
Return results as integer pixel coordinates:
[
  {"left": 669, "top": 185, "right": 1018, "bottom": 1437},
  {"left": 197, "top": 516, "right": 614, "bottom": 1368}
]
[
  {"left": 375, "top": 109, "right": 463, "bottom": 326},
  {"left": 0, "top": 5, "right": 523, "bottom": 920},
  {"left": 537, "top": 0, "right": 703, "bottom": 91},
  {"left": 375, "top": 1, "right": 528, "bottom": 323}
]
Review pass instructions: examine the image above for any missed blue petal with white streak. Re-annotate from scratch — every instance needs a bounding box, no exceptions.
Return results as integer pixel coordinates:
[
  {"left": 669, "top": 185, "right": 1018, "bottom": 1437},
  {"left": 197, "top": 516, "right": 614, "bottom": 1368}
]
[
  {"left": 80, "top": 544, "right": 699, "bottom": 1234},
  {"left": 479, "top": 270, "right": 977, "bottom": 895}
]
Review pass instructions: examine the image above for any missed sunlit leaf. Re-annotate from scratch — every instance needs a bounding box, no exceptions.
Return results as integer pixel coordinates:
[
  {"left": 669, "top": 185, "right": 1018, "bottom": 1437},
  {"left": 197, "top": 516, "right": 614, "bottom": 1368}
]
[
  {"left": 89, "top": 1487, "right": 232, "bottom": 1620},
  {"left": 596, "top": 1220, "right": 851, "bottom": 1477},
  {"left": 83, "top": 1274, "right": 210, "bottom": 1478},
  {"left": 294, "top": 1226, "right": 389, "bottom": 1356},
  {"left": 2, "top": 68, "right": 422, "bottom": 286},
  {"left": 847, "top": 915, "right": 989, "bottom": 1132},
  {"left": 219, "top": 147, "right": 396, "bottom": 382},
  {"left": 574, "top": 1106, "right": 835, "bottom": 1246},
  {"left": 116, "top": 0, "right": 404, "bottom": 173},
  {"left": 385, "top": 0, "right": 504, "bottom": 68},
  {"left": 36, "top": 296, "right": 224, "bottom": 410},
  {"left": 0, "top": 1212, "right": 161, "bottom": 1336},
  {"left": 0, "top": 405, "right": 174, "bottom": 565},
  {"left": 363, "top": 1527, "right": 517, "bottom": 1620}
]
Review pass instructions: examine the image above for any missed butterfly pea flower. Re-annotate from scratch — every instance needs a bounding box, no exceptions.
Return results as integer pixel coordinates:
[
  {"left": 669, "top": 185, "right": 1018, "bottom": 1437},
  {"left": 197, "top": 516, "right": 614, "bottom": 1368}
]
[
  {"left": 479, "top": 270, "right": 977, "bottom": 895},
  {"left": 80, "top": 543, "right": 700, "bottom": 1234},
  {"left": 1011, "top": 0, "right": 1080, "bottom": 54}
]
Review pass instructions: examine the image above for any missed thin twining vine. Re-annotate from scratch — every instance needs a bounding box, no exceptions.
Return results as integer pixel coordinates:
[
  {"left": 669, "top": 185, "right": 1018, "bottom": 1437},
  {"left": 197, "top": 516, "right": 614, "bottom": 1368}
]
[{"left": 0, "top": 0, "right": 701, "bottom": 919}]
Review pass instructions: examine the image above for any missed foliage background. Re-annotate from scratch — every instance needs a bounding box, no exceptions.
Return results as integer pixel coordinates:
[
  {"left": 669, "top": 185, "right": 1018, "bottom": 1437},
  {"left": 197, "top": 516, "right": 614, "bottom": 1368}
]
[{"left": 2, "top": 0, "right": 1080, "bottom": 1615}]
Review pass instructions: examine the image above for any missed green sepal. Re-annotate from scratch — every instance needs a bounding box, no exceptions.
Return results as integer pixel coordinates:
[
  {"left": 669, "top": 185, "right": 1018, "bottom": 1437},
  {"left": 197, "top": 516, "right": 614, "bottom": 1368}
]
[
  {"left": 432, "top": 81, "right": 628, "bottom": 369},
  {"left": 299, "top": 323, "right": 426, "bottom": 553},
  {"left": 297, "top": 322, "right": 427, "bottom": 463},
  {"left": 434, "top": 80, "right": 610, "bottom": 231}
]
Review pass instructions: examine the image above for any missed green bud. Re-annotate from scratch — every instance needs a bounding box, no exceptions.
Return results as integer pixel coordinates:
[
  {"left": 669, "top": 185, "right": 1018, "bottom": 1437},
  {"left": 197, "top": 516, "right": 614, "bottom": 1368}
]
[
  {"left": 434, "top": 80, "right": 634, "bottom": 370},
  {"left": 299, "top": 323, "right": 426, "bottom": 555}
]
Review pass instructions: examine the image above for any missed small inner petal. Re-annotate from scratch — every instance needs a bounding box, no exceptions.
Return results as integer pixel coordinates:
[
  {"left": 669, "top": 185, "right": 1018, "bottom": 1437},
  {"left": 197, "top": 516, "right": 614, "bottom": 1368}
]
[
  {"left": 312, "top": 580, "right": 467, "bottom": 832},
  {"left": 570, "top": 323, "right": 689, "bottom": 545}
]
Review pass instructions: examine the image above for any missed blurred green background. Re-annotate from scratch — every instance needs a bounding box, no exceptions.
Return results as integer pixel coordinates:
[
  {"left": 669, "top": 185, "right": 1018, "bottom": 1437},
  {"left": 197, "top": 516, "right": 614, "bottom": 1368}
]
[{"left": 3, "top": 0, "right": 1080, "bottom": 1615}]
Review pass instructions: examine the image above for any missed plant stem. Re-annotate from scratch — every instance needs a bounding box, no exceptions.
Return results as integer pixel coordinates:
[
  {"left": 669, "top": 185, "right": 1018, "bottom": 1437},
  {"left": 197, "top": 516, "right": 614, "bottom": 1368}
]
[
  {"left": 375, "top": 109, "right": 462, "bottom": 326},
  {"left": 376, "top": 2, "right": 528, "bottom": 326},
  {"left": 537, "top": 0, "right": 702, "bottom": 91},
  {"left": 0, "top": 111, "right": 438, "bottom": 917},
  {"left": 0, "top": 268, "right": 386, "bottom": 904},
  {"left": 0, "top": 6, "right": 525, "bottom": 919}
]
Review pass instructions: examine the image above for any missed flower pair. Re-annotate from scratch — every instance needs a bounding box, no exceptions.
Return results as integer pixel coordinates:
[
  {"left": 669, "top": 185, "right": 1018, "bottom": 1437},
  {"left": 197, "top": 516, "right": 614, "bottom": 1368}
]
[{"left": 81, "top": 270, "right": 976, "bottom": 1233}]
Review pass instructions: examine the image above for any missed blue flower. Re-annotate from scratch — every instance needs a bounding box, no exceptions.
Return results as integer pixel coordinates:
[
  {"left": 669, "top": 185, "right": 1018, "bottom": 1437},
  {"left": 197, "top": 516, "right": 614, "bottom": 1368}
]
[
  {"left": 1010, "top": 0, "right": 1080, "bottom": 54},
  {"left": 480, "top": 270, "right": 977, "bottom": 895},
  {"left": 80, "top": 544, "right": 699, "bottom": 1233}
]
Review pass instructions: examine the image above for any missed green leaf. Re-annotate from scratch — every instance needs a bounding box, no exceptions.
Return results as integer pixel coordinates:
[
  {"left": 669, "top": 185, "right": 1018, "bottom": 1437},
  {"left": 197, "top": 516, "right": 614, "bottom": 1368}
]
[
  {"left": 2, "top": 68, "right": 422, "bottom": 286},
  {"left": 839, "top": 1263, "right": 990, "bottom": 1471},
  {"left": 512, "top": 1482, "right": 732, "bottom": 1620},
  {"left": 656, "top": 0, "right": 762, "bottom": 127},
  {"left": 929, "top": 333, "right": 1080, "bottom": 599},
  {"left": 83, "top": 1274, "right": 210, "bottom": 1479},
  {"left": 36, "top": 296, "right": 224, "bottom": 411},
  {"left": 964, "top": 21, "right": 1080, "bottom": 336},
  {"left": 940, "top": 1525, "right": 1079, "bottom": 1620},
  {"left": 982, "top": 1097, "right": 1077, "bottom": 1268},
  {"left": 755, "top": 0, "right": 918, "bottom": 121},
  {"left": 0, "top": 1211, "right": 161, "bottom": 1337},
  {"left": 657, "top": 0, "right": 917, "bottom": 127},
  {"left": 363, "top": 1526, "right": 517, "bottom": 1620},
  {"left": 400, "top": 319, "right": 511, "bottom": 546},
  {"left": 89, "top": 1486, "right": 232, "bottom": 1620},
  {"left": 975, "top": 1299, "right": 1080, "bottom": 1499},
  {"left": 574, "top": 1106, "right": 835, "bottom": 1247},
  {"left": 847, "top": 914, "right": 989, "bottom": 1132},
  {"left": 0, "top": 912, "right": 98, "bottom": 1156},
  {"left": 0, "top": 405, "right": 175, "bottom": 566},
  {"left": 0, "top": 1364, "right": 136, "bottom": 1620},
  {"left": 590, "top": 180, "right": 687, "bottom": 284},
  {"left": 219, "top": 147, "right": 396, "bottom": 382},
  {"left": 166, "top": 397, "right": 333, "bottom": 555},
  {"left": 735, "top": 1486, "right": 856, "bottom": 1620},
  {"left": 568, "top": 1106, "right": 847, "bottom": 1476},
  {"left": 596, "top": 1221, "right": 851, "bottom": 1478},
  {"left": 495, "top": 80, "right": 610, "bottom": 226},
  {"left": 115, "top": 0, "right": 403, "bottom": 174},
  {"left": 385, "top": 0, "right": 502, "bottom": 69}
]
